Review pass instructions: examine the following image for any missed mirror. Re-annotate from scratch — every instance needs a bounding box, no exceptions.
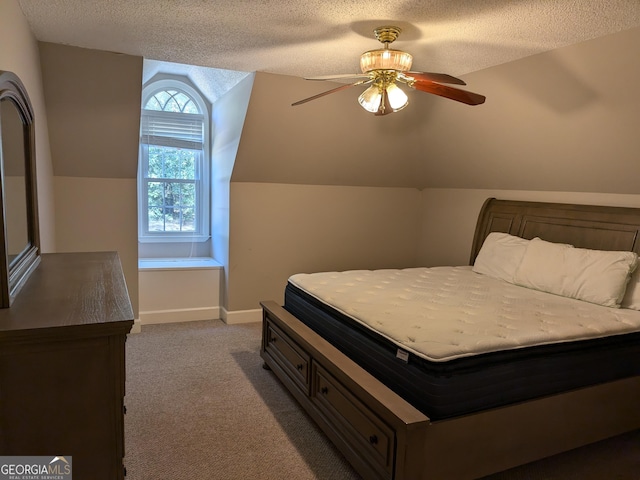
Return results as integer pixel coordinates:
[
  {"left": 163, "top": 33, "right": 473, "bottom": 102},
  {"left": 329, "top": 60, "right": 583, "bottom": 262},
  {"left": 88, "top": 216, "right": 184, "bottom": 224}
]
[
  {"left": 2, "top": 99, "right": 29, "bottom": 264},
  {"left": 0, "top": 71, "right": 40, "bottom": 307}
]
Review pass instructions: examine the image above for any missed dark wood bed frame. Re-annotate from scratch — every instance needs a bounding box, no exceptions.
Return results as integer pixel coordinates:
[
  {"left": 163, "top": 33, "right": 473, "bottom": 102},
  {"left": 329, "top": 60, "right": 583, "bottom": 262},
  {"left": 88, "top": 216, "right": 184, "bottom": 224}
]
[{"left": 260, "top": 198, "right": 640, "bottom": 479}]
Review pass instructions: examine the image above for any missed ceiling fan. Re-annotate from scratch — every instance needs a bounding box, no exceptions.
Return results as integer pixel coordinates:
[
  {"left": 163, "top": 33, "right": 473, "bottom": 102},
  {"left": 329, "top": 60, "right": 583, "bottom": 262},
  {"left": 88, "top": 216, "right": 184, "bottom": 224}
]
[{"left": 292, "top": 26, "right": 486, "bottom": 116}]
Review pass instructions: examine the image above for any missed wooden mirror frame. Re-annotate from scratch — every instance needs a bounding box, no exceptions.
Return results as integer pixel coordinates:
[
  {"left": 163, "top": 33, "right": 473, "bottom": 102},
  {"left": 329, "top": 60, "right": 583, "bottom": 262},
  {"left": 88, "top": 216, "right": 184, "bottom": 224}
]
[{"left": 0, "top": 70, "right": 40, "bottom": 307}]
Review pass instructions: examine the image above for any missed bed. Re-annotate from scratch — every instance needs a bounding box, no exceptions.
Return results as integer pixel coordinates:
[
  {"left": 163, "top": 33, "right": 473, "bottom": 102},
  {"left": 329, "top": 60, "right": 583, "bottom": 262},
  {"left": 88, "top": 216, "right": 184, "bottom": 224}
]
[{"left": 260, "top": 198, "right": 640, "bottom": 480}]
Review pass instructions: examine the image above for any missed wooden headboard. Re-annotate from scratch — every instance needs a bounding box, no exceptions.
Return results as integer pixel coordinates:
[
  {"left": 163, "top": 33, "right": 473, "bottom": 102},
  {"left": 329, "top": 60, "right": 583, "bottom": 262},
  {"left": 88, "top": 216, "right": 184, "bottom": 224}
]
[{"left": 470, "top": 198, "right": 640, "bottom": 264}]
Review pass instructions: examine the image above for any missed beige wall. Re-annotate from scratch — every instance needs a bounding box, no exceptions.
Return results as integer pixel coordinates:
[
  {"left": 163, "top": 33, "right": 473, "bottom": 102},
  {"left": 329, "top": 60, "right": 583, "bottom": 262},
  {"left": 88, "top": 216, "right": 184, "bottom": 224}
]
[
  {"left": 231, "top": 72, "right": 426, "bottom": 188},
  {"left": 227, "top": 183, "right": 420, "bottom": 311},
  {"left": 414, "top": 26, "right": 640, "bottom": 194},
  {"left": 139, "top": 265, "right": 221, "bottom": 324},
  {"left": 211, "top": 74, "right": 255, "bottom": 311},
  {"left": 0, "top": 0, "right": 56, "bottom": 252},
  {"left": 39, "top": 42, "right": 142, "bottom": 178},
  {"left": 54, "top": 176, "right": 139, "bottom": 312},
  {"left": 39, "top": 43, "right": 143, "bottom": 315},
  {"left": 419, "top": 189, "right": 640, "bottom": 268}
]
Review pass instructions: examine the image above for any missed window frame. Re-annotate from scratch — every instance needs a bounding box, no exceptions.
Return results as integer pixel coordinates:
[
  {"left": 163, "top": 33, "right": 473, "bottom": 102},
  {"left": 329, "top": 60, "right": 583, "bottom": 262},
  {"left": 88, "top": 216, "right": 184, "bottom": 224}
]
[{"left": 138, "top": 77, "right": 211, "bottom": 244}]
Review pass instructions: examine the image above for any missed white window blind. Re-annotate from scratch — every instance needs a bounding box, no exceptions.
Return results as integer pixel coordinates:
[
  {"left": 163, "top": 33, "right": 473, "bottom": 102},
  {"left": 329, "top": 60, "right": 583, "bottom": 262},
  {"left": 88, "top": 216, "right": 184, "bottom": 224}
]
[{"left": 140, "top": 111, "right": 204, "bottom": 150}]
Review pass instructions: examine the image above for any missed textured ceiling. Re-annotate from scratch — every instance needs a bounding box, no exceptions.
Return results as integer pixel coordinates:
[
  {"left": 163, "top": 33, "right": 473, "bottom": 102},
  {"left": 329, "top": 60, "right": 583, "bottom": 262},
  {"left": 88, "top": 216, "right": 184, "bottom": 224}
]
[{"left": 18, "top": 0, "right": 640, "bottom": 81}]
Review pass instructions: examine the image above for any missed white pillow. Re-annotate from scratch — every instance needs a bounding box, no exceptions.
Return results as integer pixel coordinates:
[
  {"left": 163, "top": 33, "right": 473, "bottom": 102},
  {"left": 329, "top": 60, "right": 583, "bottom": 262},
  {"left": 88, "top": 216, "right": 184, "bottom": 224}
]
[
  {"left": 472, "top": 232, "right": 530, "bottom": 283},
  {"left": 622, "top": 264, "right": 640, "bottom": 310},
  {"left": 514, "top": 238, "right": 638, "bottom": 308}
]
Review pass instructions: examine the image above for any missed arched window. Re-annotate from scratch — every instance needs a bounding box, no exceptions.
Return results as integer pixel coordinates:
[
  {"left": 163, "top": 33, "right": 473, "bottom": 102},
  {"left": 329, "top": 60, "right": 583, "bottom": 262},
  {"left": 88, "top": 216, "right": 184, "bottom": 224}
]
[{"left": 138, "top": 77, "right": 210, "bottom": 243}]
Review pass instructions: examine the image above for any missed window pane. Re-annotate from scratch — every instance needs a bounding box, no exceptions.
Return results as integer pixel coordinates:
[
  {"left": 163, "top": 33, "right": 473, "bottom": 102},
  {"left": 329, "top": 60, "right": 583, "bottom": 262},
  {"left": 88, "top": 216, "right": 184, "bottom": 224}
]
[
  {"left": 174, "top": 92, "right": 192, "bottom": 112},
  {"left": 154, "top": 91, "right": 172, "bottom": 109},
  {"left": 181, "top": 207, "right": 195, "bottom": 231},
  {"left": 164, "top": 214, "right": 182, "bottom": 231},
  {"left": 178, "top": 183, "right": 196, "bottom": 231},
  {"left": 147, "top": 182, "right": 164, "bottom": 207},
  {"left": 163, "top": 182, "right": 179, "bottom": 215},
  {"left": 181, "top": 183, "right": 195, "bottom": 207},
  {"left": 163, "top": 150, "right": 182, "bottom": 178},
  {"left": 145, "top": 146, "right": 197, "bottom": 181},
  {"left": 148, "top": 147, "right": 164, "bottom": 178},
  {"left": 144, "top": 88, "right": 201, "bottom": 114},
  {"left": 164, "top": 98, "right": 181, "bottom": 112},
  {"left": 144, "top": 97, "right": 162, "bottom": 111},
  {"left": 147, "top": 206, "right": 165, "bottom": 232},
  {"left": 182, "top": 101, "right": 198, "bottom": 114},
  {"left": 145, "top": 181, "right": 198, "bottom": 233},
  {"left": 177, "top": 149, "right": 196, "bottom": 179}
]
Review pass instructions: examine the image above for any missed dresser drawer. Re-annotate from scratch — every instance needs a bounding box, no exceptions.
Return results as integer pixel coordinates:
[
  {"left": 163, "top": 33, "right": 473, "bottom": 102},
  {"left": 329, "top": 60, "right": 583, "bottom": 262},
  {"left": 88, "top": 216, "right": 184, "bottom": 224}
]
[
  {"left": 264, "top": 320, "right": 311, "bottom": 394},
  {"left": 312, "top": 363, "right": 395, "bottom": 478}
]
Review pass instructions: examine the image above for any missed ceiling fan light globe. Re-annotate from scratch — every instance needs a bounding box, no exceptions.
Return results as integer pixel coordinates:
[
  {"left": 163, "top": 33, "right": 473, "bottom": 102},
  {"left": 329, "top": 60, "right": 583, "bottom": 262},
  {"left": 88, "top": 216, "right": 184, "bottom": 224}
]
[
  {"left": 360, "top": 49, "right": 413, "bottom": 73},
  {"left": 358, "top": 85, "right": 382, "bottom": 113},
  {"left": 386, "top": 83, "right": 409, "bottom": 111}
]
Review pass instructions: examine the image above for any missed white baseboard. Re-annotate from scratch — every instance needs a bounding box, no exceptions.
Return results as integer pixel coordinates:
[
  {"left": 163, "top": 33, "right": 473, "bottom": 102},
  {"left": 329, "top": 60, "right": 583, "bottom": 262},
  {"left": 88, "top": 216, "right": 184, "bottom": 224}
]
[
  {"left": 130, "top": 318, "right": 142, "bottom": 334},
  {"left": 221, "top": 307, "right": 262, "bottom": 324},
  {"left": 137, "top": 306, "right": 261, "bottom": 326},
  {"left": 140, "top": 307, "right": 221, "bottom": 325}
]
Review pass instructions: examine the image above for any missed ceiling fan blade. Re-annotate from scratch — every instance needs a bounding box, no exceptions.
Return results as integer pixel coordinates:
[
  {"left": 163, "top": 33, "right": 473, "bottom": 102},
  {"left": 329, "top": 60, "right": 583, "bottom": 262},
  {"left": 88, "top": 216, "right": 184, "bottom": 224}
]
[
  {"left": 410, "top": 80, "right": 486, "bottom": 106},
  {"left": 404, "top": 71, "right": 467, "bottom": 85},
  {"left": 305, "top": 73, "right": 370, "bottom": 81},
  {"left": 292, "top": 79, "right": 371, "bottom": 106}
]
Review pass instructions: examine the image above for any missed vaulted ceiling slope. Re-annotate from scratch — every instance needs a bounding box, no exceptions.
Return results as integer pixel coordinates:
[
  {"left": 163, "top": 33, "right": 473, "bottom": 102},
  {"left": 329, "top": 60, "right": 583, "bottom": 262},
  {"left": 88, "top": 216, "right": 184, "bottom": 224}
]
[
  {"left": 17, "top": 0, "right": 640, "bottom": 78},
  {"left": 231, "top": 27, "right": 640, "bottom": 194}
]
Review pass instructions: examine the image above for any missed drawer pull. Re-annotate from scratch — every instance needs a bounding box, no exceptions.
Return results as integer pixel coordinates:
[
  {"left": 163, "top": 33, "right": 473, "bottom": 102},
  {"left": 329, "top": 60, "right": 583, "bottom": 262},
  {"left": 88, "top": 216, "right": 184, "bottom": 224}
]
[
  {"left": 270, "top": 336, "right": 277, "bottom": 342},
  {"left": 296, "top": 363, "right": 304, "bottom": 371},
  {"left": 369, "top": 434, "right": 378, "bottom": 445},
  {"left": 321, "top": 386, "right": 329, "bottom": 395}
]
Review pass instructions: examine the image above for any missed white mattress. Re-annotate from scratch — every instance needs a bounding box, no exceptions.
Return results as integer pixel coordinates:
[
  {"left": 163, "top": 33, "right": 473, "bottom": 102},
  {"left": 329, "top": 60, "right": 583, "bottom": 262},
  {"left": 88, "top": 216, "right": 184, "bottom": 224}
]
[{"left": 288, "top": 266, "right": 640, "bottom": 362}]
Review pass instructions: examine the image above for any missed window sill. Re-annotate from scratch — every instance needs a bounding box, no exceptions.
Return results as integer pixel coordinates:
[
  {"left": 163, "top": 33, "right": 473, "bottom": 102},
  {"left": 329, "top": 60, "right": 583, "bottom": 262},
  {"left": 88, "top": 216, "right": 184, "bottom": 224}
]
[
  {"left": 138, "top": 257, "right": 222, "bottom": 271},
  {"left": 138, "top": 234, "right": 211, "bottom": 244}
]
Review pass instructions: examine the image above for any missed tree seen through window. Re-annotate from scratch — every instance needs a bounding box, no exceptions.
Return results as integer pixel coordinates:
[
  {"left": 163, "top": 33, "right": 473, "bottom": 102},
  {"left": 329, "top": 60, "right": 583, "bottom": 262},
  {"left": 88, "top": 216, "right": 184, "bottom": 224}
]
[{"left": 147, "top": 146, "right": 197, "bottom": 232}]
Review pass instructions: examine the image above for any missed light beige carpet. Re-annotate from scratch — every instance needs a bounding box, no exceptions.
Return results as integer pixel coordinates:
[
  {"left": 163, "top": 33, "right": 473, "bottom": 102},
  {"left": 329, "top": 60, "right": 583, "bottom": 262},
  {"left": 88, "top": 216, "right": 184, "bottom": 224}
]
[{"left": 124, "top": 319, "right": 639, "bottom": 479}]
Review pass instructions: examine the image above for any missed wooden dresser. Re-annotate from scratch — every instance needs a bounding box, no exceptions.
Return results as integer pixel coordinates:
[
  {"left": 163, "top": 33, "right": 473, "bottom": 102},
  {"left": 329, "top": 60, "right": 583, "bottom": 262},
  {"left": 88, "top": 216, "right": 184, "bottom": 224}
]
[{"left": 0, "top": 252, "right": 134, "bottom": 480}]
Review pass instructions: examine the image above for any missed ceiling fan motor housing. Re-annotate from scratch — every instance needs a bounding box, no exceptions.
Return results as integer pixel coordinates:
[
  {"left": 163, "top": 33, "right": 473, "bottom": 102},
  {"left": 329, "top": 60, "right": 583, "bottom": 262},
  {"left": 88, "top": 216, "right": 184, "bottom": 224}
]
[
  {"left": 360, "top": 49, "right": 413, "bottom": 73},
  {"left": 360, "top": 26, "right": 413, "bottom": 73}
]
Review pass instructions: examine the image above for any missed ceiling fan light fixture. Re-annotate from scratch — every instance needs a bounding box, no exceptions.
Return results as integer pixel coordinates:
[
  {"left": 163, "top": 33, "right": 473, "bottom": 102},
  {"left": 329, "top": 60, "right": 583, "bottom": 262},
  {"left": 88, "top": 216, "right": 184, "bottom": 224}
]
[
  {"left": 360, "top": 49, "right": 413, "bottom": 73},
  {"left": 358, "top": 81, "right": 408, "bottom": 115},
  {"left": 386, "top": 82, "right": 408, "bottom": 111},
  {"left": 358, "top": 84, "right": 383, "bottom": 113}
]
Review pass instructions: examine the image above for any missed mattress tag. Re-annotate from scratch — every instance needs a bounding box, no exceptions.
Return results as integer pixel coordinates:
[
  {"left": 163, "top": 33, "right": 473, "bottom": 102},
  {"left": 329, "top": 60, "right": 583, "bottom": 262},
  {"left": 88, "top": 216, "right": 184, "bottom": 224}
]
[{"left": 396, "top": 348, "right": 409, "bottom": 363}]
